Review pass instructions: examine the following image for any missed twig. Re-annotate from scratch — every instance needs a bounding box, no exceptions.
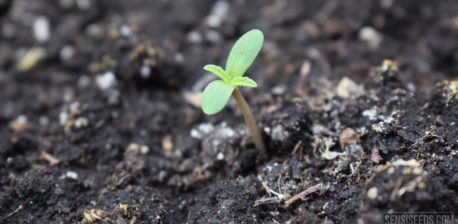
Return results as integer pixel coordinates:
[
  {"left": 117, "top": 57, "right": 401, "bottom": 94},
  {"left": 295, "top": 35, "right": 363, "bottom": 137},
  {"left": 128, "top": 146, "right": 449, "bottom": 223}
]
[
  {"left": 295, "top": 61, "right": 311, "bottom": 97},
  {"left": 39, "top": 151, "right": 60, "bottom": 165},
  {"left": 257, "top": 175, "right": 284, "bottom": 199},
  {"left": 2, "top": 205, "right": 23, "bottom": 220},
  {"left": 284, "top": 183, "right": 325, "bottom": 207},
  {"left": 291, "top": 140, "right": 303, "bottom": 155}
]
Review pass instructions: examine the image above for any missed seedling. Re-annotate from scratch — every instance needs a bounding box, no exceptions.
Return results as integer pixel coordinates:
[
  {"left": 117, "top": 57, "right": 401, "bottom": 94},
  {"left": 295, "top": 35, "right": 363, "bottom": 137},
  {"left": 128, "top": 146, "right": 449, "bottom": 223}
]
[{"left": 201, "top": 29, "right": 267, "bottom": 156}]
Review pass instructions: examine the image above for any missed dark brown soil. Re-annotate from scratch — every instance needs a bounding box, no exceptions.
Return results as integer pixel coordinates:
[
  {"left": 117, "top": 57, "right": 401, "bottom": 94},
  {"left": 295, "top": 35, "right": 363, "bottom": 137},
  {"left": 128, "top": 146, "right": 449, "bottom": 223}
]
[{"left": 0, "top": 0, "right": 457, "bottom": 223}]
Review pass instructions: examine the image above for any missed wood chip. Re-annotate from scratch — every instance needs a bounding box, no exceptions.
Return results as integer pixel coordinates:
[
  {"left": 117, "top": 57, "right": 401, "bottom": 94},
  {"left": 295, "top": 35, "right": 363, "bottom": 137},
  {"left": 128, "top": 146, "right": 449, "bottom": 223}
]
[
  {"left": 39, "top": 151, "right": 60, "bottom": 165},
  {"left": 284, "top": 183, "right": 326, "bottom": 207},
  {"left": 371, "top": 148, "right": 381, "bottom": 164}
]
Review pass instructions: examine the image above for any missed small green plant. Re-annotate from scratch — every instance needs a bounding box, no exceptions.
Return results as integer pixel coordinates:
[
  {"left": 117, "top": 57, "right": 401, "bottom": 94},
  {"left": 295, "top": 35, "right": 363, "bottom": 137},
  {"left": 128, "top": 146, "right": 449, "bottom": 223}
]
[{"left": 201, "top": 29, "right": 267, "bottom": 156}]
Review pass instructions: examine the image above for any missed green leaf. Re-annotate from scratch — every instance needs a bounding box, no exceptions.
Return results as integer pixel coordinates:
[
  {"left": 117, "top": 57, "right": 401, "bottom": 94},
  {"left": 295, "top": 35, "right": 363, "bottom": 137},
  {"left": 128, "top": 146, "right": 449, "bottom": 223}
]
[
  {"left": 201, "top": 80, "right": 235, "bottom": 115},
  {"left": 203, "top": 64, "right": 230, "bottom": 83},
  {"left": 230, "top": 77, "right": 257, "bottom": 87},
  {"left": 225, "top": 29, "right": 264, "bottom": 77}
]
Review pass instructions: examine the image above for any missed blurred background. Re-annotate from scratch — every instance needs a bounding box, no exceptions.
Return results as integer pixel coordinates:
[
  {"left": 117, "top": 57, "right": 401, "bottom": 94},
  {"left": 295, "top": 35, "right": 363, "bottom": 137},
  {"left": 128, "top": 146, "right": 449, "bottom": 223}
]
[{"left": 1, "top": 0, "right": 457, "bottom": 127}]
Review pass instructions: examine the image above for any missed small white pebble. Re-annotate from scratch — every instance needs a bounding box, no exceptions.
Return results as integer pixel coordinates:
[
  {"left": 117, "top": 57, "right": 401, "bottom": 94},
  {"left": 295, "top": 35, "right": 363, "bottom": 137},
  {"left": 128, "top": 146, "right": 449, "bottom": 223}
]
[
  {"left": 206, "top": 0, "right": 230, "bottom": 28},
  {"left": 39, "top": 116, "right": 49, "bottom": 126},
  {"left": 174, "top": 52, "right": 184, "bottom": 64},
  {"left": 190, "top": 129, "right": 201, "bottom": 139},
  {"left": 65, "top": 170, "right": 78, "bottom": 180},
  {"left": 74, "top": 117, "right": 88, "bottom": 128},
  {"left": 363, "top": 108, "right": 378, "bottom": 121},
  {"left": 59, "top": 111, "right": 68, "bottom": 126},
  {"left": 323, "top": 202, "right": 329, "bottom": 210},
  {"left": 198, "top": 123, "right": 214, "bottom": 134},
  {"left": 216, "top": 126, "right": 235, "bottom": 139},
  {"left": 367, "top": 187, "right": 378, "bottom": 199},
  {"left": 16, "top": 115, "right": 28, "bottom": 125},
  {"left": 78, "top": 75, "right": 91, "bottom": 88},
  {"left": 271, "top": 125, "right": 289, "bottom": 141},
  {"left": 96, "top": 71, "right": 116, "bottom": 91},
  {"left": 388, "top": 167, "right": 395, "bottom": 174},
  {"left": 336, "top": 77, "right": 364, "bottom": 99},
  {"left": 216, "top": 152, "right": 224, "bottom": 160},
  {"left": 206, "top": 15, "right": 221, "bottom": 28},
  {"left": 127, "top": 143, "right": 140, "bottom": 151},
  {"left": 140, "top": 65, "right": 151, "bottom": 78},
  {"left": 60, "top": 45, "right": 75, "bottom": 61},
  {"left": 272, "top": 85, "right": 286, "bottom": 95},
  {"left": 205, "top": 30, "right": 220, "bottom": 42},
  {"left": 359, "top": 27, "right": 382, "bottom": 50},
  {"left": 140, "top": 145, "right": 149, "bottom": 154},
  {"left": 187, "top": 31, "right": 202, "bottom": 44},
  {"left": 120, "top": 25, "right": 131, "bottom": 37},
  {"left": 33, "top": 16, "right": 50, "bottom": 42}
]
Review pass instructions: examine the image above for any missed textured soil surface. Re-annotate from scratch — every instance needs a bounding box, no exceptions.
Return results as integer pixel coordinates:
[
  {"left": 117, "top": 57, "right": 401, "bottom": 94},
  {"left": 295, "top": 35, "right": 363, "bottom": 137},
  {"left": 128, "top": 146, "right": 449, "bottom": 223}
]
[{"left": 0, "top": 0, "right": 457, "bottom": 223}]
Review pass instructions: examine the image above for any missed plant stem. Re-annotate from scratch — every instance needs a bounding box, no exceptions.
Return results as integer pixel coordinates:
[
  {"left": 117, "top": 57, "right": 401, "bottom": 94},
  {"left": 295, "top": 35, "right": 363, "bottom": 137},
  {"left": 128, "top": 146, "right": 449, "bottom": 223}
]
[{"left": 232, "top": 88, "right": 267, "bottom": 156}]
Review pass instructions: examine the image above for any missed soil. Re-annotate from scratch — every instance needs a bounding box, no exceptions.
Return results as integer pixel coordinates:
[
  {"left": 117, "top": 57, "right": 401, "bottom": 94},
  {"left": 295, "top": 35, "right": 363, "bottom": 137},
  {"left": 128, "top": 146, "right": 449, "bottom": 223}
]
[{"left": 0, "top": 0, "right": 457, "bottom": 223}]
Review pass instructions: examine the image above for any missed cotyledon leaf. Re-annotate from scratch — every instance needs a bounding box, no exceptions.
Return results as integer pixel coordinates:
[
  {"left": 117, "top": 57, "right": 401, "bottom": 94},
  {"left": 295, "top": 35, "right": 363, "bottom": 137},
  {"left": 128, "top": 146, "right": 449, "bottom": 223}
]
[
  {"left": 225, "top": 29, "right": 264, "bottom": 77},
  {"left": 203, "top": 64, "right": 230, "bottom": 83},
  {"left": 201, "top": 80, "right": 235, "bottom": 115},
  {"left": 230, "top": 77, "right": 257, "bottom": 87}
]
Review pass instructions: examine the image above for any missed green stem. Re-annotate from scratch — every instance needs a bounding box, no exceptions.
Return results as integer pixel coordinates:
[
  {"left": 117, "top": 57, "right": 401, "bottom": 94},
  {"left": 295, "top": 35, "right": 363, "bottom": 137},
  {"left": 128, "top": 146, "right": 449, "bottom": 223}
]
[{"left": 232, "top": 88, "right": 267, "bottom": 156}]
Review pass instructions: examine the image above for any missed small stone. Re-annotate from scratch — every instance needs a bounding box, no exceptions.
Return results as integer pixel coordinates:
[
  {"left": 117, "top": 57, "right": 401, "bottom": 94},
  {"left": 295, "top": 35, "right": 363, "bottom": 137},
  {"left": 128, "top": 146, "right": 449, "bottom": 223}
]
[
  {"left": 190, "top": 129, "right": 200, "bottom": 139},
  {"left": 217, "top": 152, "right": 224, "bottom": 160},
  {"left": 339, "top": 128, "right": 359, "bottom": 149},
  {"left": 371, "top": 148, "right": 381, "bottom": 164},
  {"left": 312, "top": 124, "right": 335, "bottom": 136},
  {"left": 199, "top": 123, "right": 214, "bottom": 134},
  {"left": 216, "top": 125, "right": 235, "bottom": 139},
  {"left": 9, "top": 115, "right": 30, "bottom": 132},
  {"left": 205, "top": 0, "right": 230, "bottom": 28},
  {"left": 187, "top": 31, "right": 202, "bottom": 44},
  {"left": 362, "top": 108, "right": 378, "bottom": 121},
  {"left": 388, "top": 167, "right": 395, "bottom": 174},
  {"left": 96, "top": 71, "right": 116, "bottom": 91},
  {"left": 59, "top": 111, "right": 68, "bottom": 126},
  {"left": 73, "top": 117, "right": 88, "bottom": 128},
  {"left": 205, "top": 30, "right": 220, "bottom": 42},
  {"left": 60, "top": 45, "right": 75, "bottom": 61},
  {"left": 174, "top": 52, "right": 184, "bottom": 64},
  {"left": 336, "top": 77, "right": 364, "bottom": 99},
  {"left": 359, "top": 27, "right": 383, "bottom": 50},
  {"left": 119, "top": 25, "right": 131, "bottom": 37},
  {"left": 161, "top": 135, "right": 173, "bottom": 151},
  {"left": 65, "top": 170, "right": 78, "bottom": 180},
  {"left": 272, "top": 85, "right": 287, "bottom": 95},
  {"left": 39, "top": 116, "right": 49, "bottom": 126},
  {"left": 140, "top": 65, "right": 151, "bottom": 78},
  {"left": 367, "top": 187, "right": 378, "bottom": 199},
  {"left": 78, "top": 75, "right": 91, "bottom": 88},
  {"left": 140, "top": 145, "right": 149, "bottom": 154},
  {"left": 271, "top": 125, "right": 289, "bottom": 141},
  {"left": 33, "top": 16, "right": 50, "bottom": 42},
  {"left": 16, "top": 115, "right": 27, "bottom": 125}
]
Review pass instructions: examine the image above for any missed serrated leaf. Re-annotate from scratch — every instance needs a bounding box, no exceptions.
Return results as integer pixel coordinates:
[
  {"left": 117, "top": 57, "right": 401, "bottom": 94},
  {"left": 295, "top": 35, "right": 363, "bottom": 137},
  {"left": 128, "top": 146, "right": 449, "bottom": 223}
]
[
  {"left": 230, "top": 77, "right": 258, "bottom": 87},
  {"left": 201, "top": 80, "right": 235, "bottom": 115},
  {"left": 203, "top": 64, "right": 230, "bottom": 83},
  {"left": 225, "top": 29, "right": 264, "bottom": 77}
]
